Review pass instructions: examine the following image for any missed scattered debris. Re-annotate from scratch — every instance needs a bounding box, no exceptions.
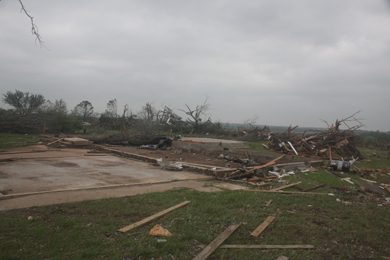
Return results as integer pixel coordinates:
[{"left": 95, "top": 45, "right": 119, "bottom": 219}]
[
  {"left": 118, "top": 201, "right": 190, "bottom": 233},
  {"left": 351, "top": 179, "right": 389, "bottom": 195},
  {"left": 156, "top": 158, "right": 183, "bottom": 171},
  {"left": 267, "top": 113, "right": 363, "bottom": 160}
]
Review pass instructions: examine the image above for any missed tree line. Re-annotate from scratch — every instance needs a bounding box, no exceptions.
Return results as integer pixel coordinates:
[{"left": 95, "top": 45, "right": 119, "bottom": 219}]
[{"left": 0, "top": 90, "right": 222, "bottom": 135}]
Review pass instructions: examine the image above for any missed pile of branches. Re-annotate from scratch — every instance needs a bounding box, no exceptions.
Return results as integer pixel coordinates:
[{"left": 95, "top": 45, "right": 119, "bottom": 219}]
[{"left": 268, "top": 113, "right": 363, "bottom": 160}]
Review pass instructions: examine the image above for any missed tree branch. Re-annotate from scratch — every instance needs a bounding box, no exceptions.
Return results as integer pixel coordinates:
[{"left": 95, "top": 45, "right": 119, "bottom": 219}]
[{"left": 18, "top": 0, "right": 46, "bottom": 48}]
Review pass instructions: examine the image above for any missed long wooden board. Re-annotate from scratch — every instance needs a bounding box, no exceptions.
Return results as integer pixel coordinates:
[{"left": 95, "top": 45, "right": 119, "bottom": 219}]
[
  {"left": 193, "top": 223, "right": 242, "bottom": 260},
  {"left": 118, "top": 201, "right": 190, "bottom": 233},
  {"left": 271, "top": 182, "right": 302, "bottom": 191},
  {"left": 250, "top": 216, "right": 276, "bottom": 237},
  {"left": 248, "top": 190, "right": 327, "bottom": 195},
  {"left": 219, "top": 245, "right": 315, "bottom": 249}
]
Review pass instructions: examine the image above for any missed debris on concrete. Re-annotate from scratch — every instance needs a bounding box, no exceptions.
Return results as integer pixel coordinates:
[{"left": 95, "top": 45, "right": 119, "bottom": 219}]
[{"left": 157, "top": 158, "right": 183, "bottom": 171}]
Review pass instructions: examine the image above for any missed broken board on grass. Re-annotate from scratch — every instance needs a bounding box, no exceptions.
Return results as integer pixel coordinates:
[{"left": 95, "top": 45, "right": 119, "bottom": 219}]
[
  {"left": 118, "top": 201, "right": 190, "bottom": 233},
  {"left": 193, "top": 222, "right": 242, "bottom": 260},
  {"left": 250, "top": 216, "right": 276, "bottom": 237},
  {"left": 271, "top": 182, "right": 302, "bottom": 191}
]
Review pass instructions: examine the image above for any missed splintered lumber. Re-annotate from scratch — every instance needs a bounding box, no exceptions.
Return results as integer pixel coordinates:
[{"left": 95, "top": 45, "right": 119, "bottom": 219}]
[
  {"left": 265, "top": 200, "right": 273, "bottom": 207},
  {"left": 118, "top": 201, "right": 190, "bottom": 233},
  {"left": 247, "top": 161, "right": 276, "bottom": 173},
  {"left": 303, "top": 184, "right": 326, "bottom": 192},
  {"left": 271, "top": 182, "right": 302, "bottom": 191},
  {"left": 250, "top": 216, "right": 276, "bottom": 237},
  {"left": 193, "top": 223, "right": 242, "bottom": 260}
]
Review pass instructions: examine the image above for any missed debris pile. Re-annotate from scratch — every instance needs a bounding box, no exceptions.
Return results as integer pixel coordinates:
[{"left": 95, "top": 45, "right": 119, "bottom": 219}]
[{"left": 267, "top": 114, "right": 364, "bottom": 160}]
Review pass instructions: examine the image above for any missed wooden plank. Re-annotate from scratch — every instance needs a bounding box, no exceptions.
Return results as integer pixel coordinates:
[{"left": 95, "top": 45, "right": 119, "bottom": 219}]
[
  {"left": 118, "top": 201, "right": 190, "bottom": 233},
  {"left": 250, "top": 216, "right": 276, "bottom": 237},
  {"left": 303, "top": 184, "right": 326, "bottom": 192},
  {"left": 247, "top": 161, "right": 276, "bottom": 173},
  {"left": 193, "top": 223, "right": 242, "bottom": 260},
  {"left": 276, "top": 256, "right": 289, "bottom": 260},
  {"left": 247, "top": 155, "right": 286, "bottom": 173},
  {"left": 269, "top": 154, "right": 286, "bottom": 163},
  {"left": 220, "top": 245, "right": 314, "bottom": 249},
  {"left": 247, "top": 190, "right": 327, "bottom": 195},
  {"left": 46, "top": 138, "right": 64, "bottom": 146},
  {"left": 271, "top": 182, "right": 302, "bottom": 191},
  {"left": 265, "top": 200, "right": 273, "bottom": 207}
]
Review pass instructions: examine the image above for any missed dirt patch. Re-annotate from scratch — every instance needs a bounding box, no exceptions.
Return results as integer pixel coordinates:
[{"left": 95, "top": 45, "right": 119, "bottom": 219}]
[
  {"left": 22, "top": 177, "right": 39, "bottom": 180},
  {"left": 51, "top": 162, "right": 80, "bottom": 167},
  {"left": 0, "top": 171, "right": 8, "bottom": 179}
]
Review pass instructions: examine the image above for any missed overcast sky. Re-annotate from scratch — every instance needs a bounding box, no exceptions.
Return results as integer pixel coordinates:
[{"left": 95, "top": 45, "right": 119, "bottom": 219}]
[{"left": 1, "top": 1, "right": 389, "bottom": 131}]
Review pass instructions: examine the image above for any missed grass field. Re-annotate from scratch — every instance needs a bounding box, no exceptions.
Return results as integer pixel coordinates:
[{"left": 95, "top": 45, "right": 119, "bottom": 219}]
[
  {"left": 0, "top": 137, "right": 389, "bottom": 259},
  {"left": 0, "top": 133, "right": 39, "bottom": 149}
]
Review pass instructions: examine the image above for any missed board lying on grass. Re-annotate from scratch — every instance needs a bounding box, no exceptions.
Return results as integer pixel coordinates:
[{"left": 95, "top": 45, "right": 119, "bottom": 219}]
[{"left": 118, "top": 201, "right": 190, "bottom": 233}]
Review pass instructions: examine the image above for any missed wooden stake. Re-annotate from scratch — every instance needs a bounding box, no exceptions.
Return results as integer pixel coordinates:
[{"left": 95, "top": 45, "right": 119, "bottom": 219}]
[
  {"left": 193, "top": 223, "right": 242, "bottom": 260},
  {"left": 118, "top": 201, "right": 190, "bottom": 233},
  {"left": 250, "top": 216, "right": 276, "bottom": 237}
]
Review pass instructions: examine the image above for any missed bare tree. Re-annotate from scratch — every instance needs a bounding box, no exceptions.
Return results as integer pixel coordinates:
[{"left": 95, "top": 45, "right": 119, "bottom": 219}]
[
  {"left": 138, "top": 102, "right": 157, "bottom": 121},
  {"left": 179, "top": 98, "right": 210, "bottom": 133},
  {"left": 18, "top": 0, "right": 45, "bottom": 48}
]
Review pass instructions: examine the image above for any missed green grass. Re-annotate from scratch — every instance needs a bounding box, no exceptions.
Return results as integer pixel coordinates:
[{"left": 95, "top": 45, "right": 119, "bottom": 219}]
[
  {"left": 0, "top": 133, "right": 39, "bottom": 149},
  {"left": 248, "top": 141, "right": 272, "bottom": 153},
  {"left": 1, "top": 188, "right": 389, "bottom": 260}
]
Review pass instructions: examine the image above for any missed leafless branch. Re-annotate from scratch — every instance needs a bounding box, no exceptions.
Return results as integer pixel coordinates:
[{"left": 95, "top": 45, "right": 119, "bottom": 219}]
[{"left": 18, "top": 0, "right": 46, "bottom": 48}]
